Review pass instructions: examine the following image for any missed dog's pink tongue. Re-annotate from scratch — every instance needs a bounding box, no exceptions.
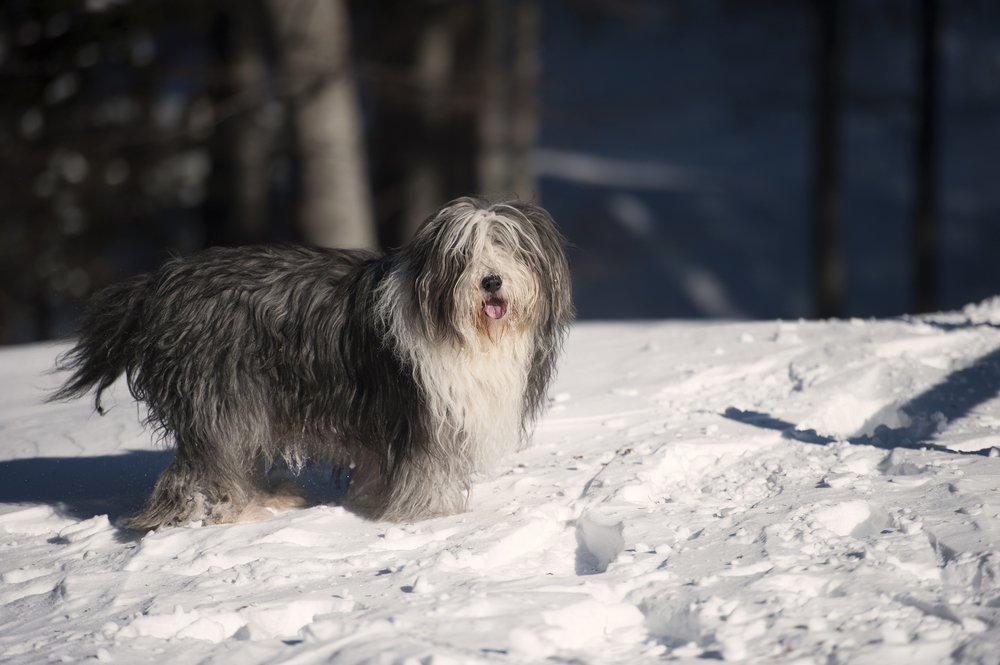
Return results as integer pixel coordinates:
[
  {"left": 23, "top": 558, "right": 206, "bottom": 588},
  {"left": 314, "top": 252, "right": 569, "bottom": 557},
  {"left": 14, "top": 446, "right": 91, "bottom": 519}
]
[{"left": 485, "top": 298, "right": 507, "bottom": 320}]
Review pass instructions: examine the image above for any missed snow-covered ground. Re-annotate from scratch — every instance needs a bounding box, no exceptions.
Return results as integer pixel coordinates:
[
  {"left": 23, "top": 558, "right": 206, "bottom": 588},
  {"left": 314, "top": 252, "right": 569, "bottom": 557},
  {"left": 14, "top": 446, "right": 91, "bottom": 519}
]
[{"left": 3, "top": 303, "right": 1000, "bottom": 664}]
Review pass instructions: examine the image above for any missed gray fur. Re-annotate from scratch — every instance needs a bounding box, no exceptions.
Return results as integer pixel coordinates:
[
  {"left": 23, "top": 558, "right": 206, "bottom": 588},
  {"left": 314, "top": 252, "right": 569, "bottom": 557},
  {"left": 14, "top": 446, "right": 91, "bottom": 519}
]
[{"left": 51, "top": 197, "right": 573, "bottom": 531}]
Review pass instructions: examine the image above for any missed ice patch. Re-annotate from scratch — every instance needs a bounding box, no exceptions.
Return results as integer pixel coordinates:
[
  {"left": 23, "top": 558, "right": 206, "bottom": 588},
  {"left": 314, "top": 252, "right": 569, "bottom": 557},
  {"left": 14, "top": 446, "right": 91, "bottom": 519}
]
[
  {"left": 878, "top": 450, "right": 931, "bottom": 477},
  {"left": 0, "top": 505, "right": 74, "bottom": 535},
  {"left": 848, "top": 638, "right": 954, "bottom": 665},
  {"left": 808, "top": 500, "right": 889, "bottom": 538},
  {"left": 57, "top": 514, "right": 112, "bottom": 542},
  {"left": 875, "top": 334, "right": 966, "bottom": 367},
  {"left": 1, "top": 566, "right": 54, "bottom": 584},
  {"left": 718, "top": 560, "right": 774, "bottom": 578},
  {"left": 119, "top": 606, "right": 205, "bottom": 640},
  {"left": 942, "top": 552, "right": 1000, "bottom": 596},
  {"left": 119, "top": 597, "right": 355, "bottom": 643},
  {"left": 858, "top": 404, "right": 912, "bottom": 438},
  {"left": 575, "top": 510, "right": 625, "bottom": 574},
  {"left": 236, "top": 597, "right": 355, "bottom": 640},
  {"left": 618, "top": 482, "right": 655, "bottom": 505},
  {"left": 510, "top": 598, "right": 645, "bottom": 658},
  {"left": 753, "top": 573, "right": 839, "bottom": 599},
  {"left": 487, "top": 520, "right": 557, "bottom": 567},
  {"left": 0, "top": 576, "right": 58, "bottom": 604},
  {"left": 800, "top": 393, "right": 904, "bottom": 438},
  {"left": 375, "top": 525, "right": 458, "bottom": 551},
  {"left": 542, "top": 598, "right": 645, "bottom": 646}
]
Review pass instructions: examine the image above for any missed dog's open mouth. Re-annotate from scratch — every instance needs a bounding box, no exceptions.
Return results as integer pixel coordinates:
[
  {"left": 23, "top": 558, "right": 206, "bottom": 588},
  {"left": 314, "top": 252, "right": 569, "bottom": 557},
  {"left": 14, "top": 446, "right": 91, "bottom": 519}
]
[{"left": 484, "top": 296, "right": 507, "bottom": 320}]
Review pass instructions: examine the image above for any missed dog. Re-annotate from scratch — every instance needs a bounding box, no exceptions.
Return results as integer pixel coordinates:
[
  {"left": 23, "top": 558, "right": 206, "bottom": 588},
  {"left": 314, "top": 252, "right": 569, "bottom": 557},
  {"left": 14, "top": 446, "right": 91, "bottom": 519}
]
[{"left": 51, "top": 197, "right": 573, "bottom": 531}]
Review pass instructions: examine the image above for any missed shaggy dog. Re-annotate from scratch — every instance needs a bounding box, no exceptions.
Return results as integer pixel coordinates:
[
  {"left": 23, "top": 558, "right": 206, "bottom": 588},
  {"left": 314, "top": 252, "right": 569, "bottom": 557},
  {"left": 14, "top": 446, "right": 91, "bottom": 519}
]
[{"left": 51, "top": 197, "right": 573, "bottom": 531}]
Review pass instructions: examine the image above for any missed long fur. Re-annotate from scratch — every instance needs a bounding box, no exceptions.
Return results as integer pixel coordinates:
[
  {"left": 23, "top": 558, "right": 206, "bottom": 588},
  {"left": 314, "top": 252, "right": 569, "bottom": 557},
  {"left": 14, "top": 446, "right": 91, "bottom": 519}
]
[{"left": 51, "top": 197, "right": 573, "bottom": 531}]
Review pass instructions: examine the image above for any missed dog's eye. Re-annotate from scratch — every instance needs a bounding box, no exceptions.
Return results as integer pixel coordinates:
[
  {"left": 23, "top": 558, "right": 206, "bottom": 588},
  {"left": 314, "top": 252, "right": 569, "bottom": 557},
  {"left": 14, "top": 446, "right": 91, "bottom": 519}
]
[{"left": 481, "top": 275, "right": 502, "bottom": 293}]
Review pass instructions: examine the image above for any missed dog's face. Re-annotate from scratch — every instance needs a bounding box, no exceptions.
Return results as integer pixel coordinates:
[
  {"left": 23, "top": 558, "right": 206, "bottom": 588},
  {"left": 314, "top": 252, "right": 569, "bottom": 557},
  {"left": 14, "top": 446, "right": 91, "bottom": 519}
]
[{"left": 406, "top": 198, "right": 572, "bottom": 348}]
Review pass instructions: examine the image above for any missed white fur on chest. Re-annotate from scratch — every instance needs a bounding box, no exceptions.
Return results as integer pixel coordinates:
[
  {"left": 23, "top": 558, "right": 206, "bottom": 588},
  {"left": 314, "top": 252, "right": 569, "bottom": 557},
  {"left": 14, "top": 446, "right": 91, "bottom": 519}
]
[{"left": 415, "top": 330, "right": 533, "bottom": 471}]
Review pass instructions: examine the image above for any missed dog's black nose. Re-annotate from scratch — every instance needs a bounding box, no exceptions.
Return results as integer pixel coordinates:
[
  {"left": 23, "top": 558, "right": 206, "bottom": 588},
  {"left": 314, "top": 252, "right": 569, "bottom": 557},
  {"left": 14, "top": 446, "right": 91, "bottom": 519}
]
[{"left": 481, "top": 274, "right": 502, "bottom": 293}]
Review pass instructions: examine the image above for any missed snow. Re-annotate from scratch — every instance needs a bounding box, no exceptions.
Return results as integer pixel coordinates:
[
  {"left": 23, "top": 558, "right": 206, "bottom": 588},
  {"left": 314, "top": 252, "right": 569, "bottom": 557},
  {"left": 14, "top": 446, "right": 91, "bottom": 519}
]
[{"left": 3, "top": 304, "right": 1000, "bottom": 663}]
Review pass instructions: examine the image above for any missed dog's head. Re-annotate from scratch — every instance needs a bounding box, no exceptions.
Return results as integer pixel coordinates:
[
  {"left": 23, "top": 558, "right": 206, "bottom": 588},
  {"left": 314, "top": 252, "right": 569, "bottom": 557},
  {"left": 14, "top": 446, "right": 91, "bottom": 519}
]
[{"left": 403, "top": 197, "right": 573, "bottom": 348}]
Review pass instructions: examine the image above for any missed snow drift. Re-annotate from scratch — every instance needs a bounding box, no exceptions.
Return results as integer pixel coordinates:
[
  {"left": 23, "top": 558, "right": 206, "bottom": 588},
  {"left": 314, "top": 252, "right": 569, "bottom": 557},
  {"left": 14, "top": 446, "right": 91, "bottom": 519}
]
[{"left": 2, "top": 302, "right": 1000, "bottom": 663}]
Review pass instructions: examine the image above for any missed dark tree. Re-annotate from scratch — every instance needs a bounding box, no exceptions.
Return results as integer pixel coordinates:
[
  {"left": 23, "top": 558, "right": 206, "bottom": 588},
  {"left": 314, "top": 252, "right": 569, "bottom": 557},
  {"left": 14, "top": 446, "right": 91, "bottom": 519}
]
[
  {"left": 811, "top": 0, "right": 843, "bottom": 319},
  {"left": 203, "top": 1, "right": 274, "bottom": 248},
  {"left": 265, "top": 0, "right": 376, "bottom": 250},
  {"left": 913, "top": 0, "right": 941, "bottom": 313},
  {"left": 358, "top": 0, "right": 541, "bottom": 249},
  {"left": 478, "top": 0, "right": 539, "bottom": 198}
]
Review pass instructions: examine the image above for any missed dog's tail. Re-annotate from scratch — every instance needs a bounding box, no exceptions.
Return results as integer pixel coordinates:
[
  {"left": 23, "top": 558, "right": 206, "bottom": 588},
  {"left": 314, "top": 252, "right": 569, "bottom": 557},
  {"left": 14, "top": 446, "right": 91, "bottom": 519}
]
[{"left": 49, "top": 273, "right": 152, "bottom": 414}]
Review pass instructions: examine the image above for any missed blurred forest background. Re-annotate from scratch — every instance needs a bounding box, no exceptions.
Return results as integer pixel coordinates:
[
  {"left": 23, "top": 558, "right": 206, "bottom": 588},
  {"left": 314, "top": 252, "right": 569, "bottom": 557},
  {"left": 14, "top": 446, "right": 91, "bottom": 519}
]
[{"left": 2, "top": 0, "right": 1000, "bottom": 344}]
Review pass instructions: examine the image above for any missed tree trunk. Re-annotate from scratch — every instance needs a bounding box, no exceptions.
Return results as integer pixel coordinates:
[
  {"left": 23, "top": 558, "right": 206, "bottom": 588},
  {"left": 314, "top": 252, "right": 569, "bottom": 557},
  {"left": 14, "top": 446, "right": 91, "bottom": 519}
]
[
  {"left": 265, "top": 0, "right": 376, "bottom": 250},
  {"left": 403, "top": 8, "right": 455, "bottom": 240},
  {"left": 205, "top": 3, "right": 272, "bottom": 247},
  {"left": 478, "top": 0, "right": 507, "bottom": 196},
  {"left": 913, "top": 0, "right": 940, "bottom": 313},
  {"left": 812, "top": 0, "right": 843, "bottom": 319},
  {"left": 510, "top": 0, "right": 540, "bottom": 198},
  {"left": 365, "top": 2, "right": 480, "bottom": 246},
  {"left": 477, "top": 0, "right": 539, "bottom": 198}
]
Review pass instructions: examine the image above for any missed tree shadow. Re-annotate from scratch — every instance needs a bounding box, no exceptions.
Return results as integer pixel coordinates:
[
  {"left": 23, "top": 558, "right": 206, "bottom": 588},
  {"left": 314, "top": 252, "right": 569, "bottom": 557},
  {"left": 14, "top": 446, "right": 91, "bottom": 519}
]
[
  {"left": 920, "top": 319, "right": 1000, "bottom": 333},
  {"left": 0, "top": 450, "right": 174, "bottom": 526},
  {"left": 723, "top": 343, "right": 1000, "bottom": 456}
]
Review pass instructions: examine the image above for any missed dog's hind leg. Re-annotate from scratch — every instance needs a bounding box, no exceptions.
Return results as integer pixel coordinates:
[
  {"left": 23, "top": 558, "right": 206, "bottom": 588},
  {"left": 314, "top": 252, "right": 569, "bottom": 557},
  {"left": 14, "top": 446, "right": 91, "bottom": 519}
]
[{"left": 127, "top": 438, "right": 268, "bottom": 531}]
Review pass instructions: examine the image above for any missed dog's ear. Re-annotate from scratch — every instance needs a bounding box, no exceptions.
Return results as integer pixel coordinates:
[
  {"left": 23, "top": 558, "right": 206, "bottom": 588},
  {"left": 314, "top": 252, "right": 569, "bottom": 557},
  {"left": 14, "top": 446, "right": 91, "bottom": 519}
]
[
  {"left": 501, "top": 201, "right": 575, "bottom": 423},
  {"left": 406, "top": 206, "right": 470, "bottom": 345},
  {"left": 502, "top": 200, "right": 574, "bottom": 332}
]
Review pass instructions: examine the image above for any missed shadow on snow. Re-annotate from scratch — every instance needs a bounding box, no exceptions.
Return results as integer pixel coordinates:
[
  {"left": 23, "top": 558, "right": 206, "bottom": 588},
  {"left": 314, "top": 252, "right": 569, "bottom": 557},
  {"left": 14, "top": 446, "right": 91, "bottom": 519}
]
[
  {"left": 0, "top": 450, "right": 173, "bottom": 525},
  {"left": 723, "top": 342, "right": 1000, "bottom": 456},
  {"left": 0, "top": 449, "right": 350, "bottom": 536}
]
